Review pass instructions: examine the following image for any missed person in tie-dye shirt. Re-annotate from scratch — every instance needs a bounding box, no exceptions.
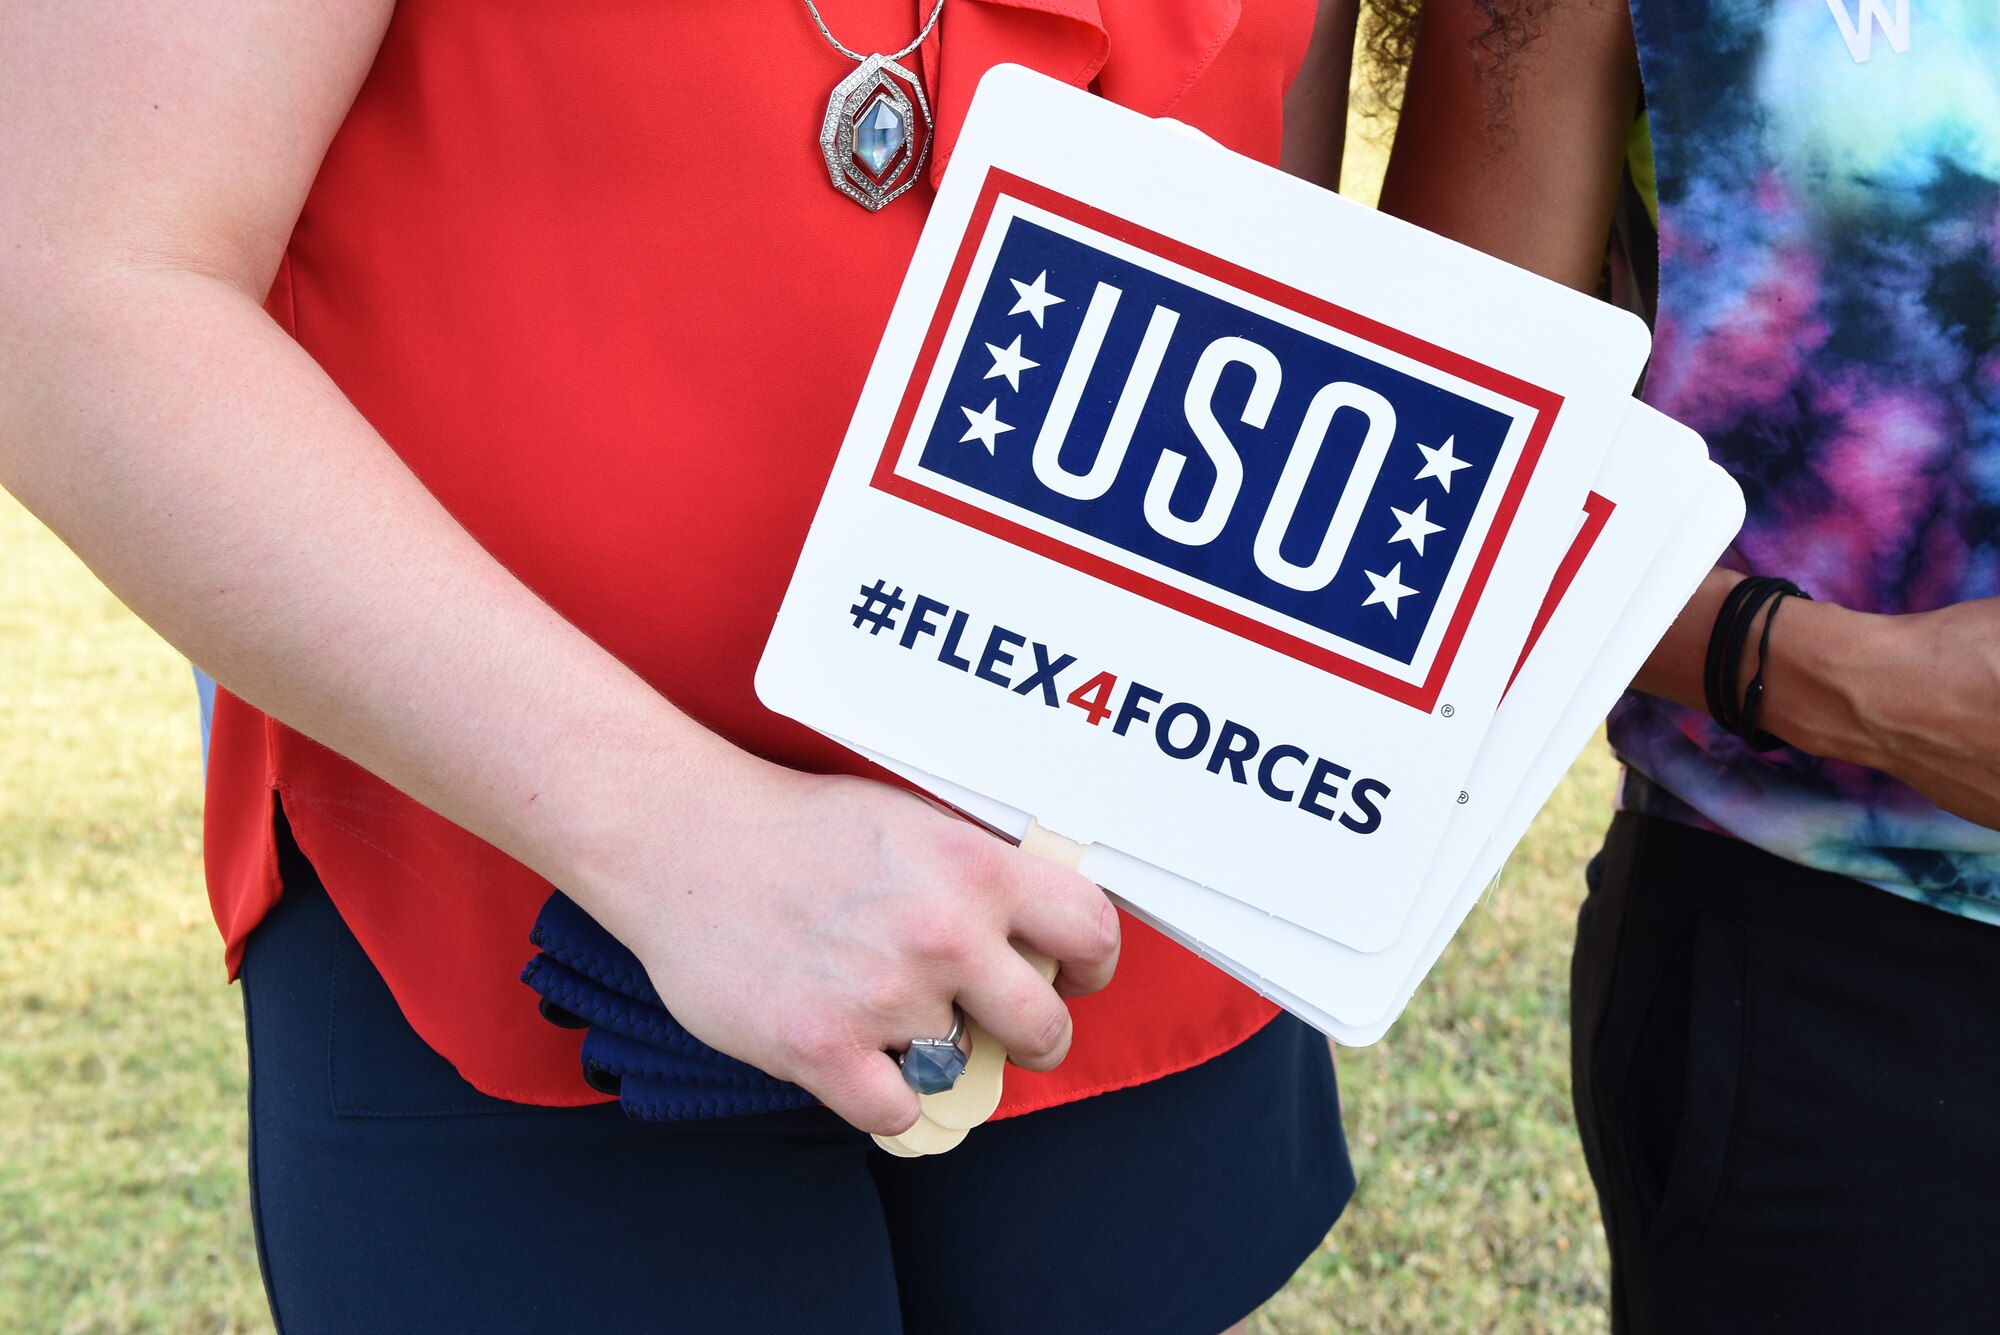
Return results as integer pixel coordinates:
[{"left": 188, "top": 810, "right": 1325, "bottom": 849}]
[{"left": 1382, "top": 0, "right": 2000, "bottom": 1329}]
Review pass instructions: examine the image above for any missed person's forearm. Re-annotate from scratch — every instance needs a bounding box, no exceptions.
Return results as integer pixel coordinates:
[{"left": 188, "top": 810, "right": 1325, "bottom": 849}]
[
  {"left": 0, "top": 262, "right": 1126, "bottom": 1131},
  {"left": 0, "top": 263, "right": 759, "bottom": 915},
  {"left": 1627, "top": 564, "right": 1893, "bottom": 768},
  {"left": 1627, "top": 567, "right": 1739, "bottom": 714}
]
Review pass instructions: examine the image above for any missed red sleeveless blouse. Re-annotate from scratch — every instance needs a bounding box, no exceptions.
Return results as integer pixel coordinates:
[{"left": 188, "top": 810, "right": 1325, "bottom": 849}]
[{"left": 205, "top": 0, "right": 1314, "bottom": 1110}]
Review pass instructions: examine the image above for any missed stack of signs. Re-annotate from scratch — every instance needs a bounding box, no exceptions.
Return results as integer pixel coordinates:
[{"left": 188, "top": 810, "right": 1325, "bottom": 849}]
[{"left": 757, "top": 66, "right": 1744, "bottom": 1054}]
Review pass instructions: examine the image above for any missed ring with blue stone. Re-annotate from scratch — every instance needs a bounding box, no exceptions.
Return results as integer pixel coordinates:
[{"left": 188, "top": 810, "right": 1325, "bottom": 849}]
[{"left": 898, "top": 1007, "right": 970, "bottom": 1095}]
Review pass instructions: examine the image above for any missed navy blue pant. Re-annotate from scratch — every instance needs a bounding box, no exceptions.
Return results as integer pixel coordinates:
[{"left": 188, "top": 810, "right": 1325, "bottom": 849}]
[{"left": 240, "top": 821, "right": 1353, "bottom": 1333}]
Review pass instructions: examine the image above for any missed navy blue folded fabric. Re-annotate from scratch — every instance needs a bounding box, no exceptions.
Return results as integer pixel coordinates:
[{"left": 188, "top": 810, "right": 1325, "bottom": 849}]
[{"left": 521, "top": 892, "right": 814, "bottom": 1120}]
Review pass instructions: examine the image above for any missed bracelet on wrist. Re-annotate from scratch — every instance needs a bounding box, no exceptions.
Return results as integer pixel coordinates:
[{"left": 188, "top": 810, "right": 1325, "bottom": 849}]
[{"left": 1703, "top": 574, "right": 1812, "bottom": 752}]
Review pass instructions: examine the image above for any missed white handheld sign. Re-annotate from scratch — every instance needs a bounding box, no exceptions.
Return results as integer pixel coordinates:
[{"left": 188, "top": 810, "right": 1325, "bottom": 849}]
[{"left": 758, "top": 65, "right": 1654, "bottom": 953}]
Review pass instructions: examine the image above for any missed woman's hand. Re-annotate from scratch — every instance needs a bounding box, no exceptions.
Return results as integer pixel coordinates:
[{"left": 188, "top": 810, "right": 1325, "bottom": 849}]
[{"left": 575, "top": 763, "right": 1121, "bottom": 1136}]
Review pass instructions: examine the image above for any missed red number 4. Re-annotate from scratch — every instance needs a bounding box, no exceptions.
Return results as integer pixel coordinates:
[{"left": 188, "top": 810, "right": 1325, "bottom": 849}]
[{"left": 1065, "top": 672, "right": 1118, "bottom": 726}]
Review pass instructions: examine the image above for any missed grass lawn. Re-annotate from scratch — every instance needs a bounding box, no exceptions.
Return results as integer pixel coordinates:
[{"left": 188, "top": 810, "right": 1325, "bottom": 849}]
[
  {"left": 3, "top": 494, "right": 262, "bottom": 1334},
  {"left": 1, "top": 97, "right": 1617, "bottom": 1334}
]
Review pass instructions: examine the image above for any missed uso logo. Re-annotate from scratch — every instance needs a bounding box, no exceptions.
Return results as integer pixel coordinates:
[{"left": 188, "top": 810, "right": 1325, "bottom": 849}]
[{"left": 872, "top": 173, "right": 1563, "bottom": 711}]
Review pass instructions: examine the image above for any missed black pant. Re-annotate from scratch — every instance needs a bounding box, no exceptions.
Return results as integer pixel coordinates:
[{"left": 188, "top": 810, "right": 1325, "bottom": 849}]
[{"left": 1573, "top": 811, "right": 2000, "bottom": 1334}]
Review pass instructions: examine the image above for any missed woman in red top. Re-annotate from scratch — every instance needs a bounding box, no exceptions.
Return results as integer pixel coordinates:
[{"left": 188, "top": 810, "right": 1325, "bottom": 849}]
[{"left": 1, "top": 1, "right": 1357, "bottom": 1329}]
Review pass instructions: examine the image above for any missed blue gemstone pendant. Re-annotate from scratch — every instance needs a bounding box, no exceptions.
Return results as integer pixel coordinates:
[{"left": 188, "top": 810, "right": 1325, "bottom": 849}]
[
  {"left": 854, "top": 98, "right": 906, "bottom": 177},
  {"left": 818, "top": 54, "right": 932, "bottom": 211}
]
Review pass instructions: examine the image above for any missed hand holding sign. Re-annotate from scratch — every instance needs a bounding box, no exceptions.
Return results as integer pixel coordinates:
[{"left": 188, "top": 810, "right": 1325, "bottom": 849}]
[
  {"left": 758, "top": 66, "right": 1742, "bottom": 1149},
  {"left": 876, "top": 847, "right": 1066, "bottom": 1156},
  {"left": 575, "top": 767, "right": 1115, "bottom": 1136}
]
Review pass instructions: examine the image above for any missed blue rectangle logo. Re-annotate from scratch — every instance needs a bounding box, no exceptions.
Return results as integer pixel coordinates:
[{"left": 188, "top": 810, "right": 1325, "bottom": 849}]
[{"left": 873, "top": 175, "right": 1562, "bottom": 708}]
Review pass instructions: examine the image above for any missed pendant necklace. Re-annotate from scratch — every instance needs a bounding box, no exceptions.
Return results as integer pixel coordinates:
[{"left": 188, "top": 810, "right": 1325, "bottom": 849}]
[{"left": 801, "top": 0, "right": 945, "bottom": 211}]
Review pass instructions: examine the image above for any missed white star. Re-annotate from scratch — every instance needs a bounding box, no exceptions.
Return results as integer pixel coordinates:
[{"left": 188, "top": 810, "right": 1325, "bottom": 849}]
[
  {"left": 983, "top": 335, "right": 1039, "bottom": 391},
  {"left": 959, "top": 399, "right": 1014, "bottom": 454},
  {"left": 1387, "top": 499, "right": 1447, "bottom": 556},
  {"left": 1414, "top": 435, "right": 1474, "bottom": 492},
  {"left": 1361, "top": 562, "right": 1419, "bottom": 618},
  {"left": 1008, "top": 271, "right": 1065, "bottom": 327}
]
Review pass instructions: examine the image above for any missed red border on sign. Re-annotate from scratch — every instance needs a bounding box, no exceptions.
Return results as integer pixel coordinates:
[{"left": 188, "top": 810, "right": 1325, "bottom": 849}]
[
  {"left": 869, "top": 169, "right": 1566, "bottom": 712},
  {"left": 1505, "top": 490, "right": 1616, "bottom": 696}
]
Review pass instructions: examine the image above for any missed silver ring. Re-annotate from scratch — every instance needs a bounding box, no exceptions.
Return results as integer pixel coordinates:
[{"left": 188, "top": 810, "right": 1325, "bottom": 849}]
[{"left": 898, "top": 1006, "right": 969, "bottom": 1095}]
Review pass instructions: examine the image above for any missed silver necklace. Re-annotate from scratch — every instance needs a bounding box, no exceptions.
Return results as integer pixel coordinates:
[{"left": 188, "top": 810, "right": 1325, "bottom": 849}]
[{"left": 802, "top": 0, "right": 944, "bottom": 211}]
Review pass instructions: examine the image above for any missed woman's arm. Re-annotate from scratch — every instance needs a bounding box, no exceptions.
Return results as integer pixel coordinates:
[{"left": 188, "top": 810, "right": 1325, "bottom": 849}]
[{"left": 0, "top": 0, "right": 1118, "bottom": 1133}]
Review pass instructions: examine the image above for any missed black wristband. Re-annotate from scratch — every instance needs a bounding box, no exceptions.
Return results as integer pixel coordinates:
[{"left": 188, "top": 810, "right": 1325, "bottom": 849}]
[
  {"left": 1703, "top": 575, "right": 1810, "bottom": 751},
  {"left": 1702, "top": 576, "right": 1767, "bottom": 733},
  {"left": 1738, "top": 583, "right": 1811, "bottom": 751}
]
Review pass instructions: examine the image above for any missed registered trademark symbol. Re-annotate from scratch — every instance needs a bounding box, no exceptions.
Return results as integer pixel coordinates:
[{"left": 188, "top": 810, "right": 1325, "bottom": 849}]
[
  {"left": 1457, "top": 791, "right": 1469, "bottom": 805},
  {"left": 1440, "top": 703, "right": 1455, "bottom": 718}
]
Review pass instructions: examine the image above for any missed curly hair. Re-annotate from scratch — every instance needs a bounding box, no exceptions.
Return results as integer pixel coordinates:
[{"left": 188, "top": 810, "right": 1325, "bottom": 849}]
[{"left": 1359, "top": 0, "right": 1560, "bottom": 127}]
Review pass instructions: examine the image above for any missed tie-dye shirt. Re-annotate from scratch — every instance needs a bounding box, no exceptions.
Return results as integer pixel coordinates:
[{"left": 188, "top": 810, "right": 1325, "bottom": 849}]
[{"left": 1612, "top": 0, "right": 2000, "bottom": 922}]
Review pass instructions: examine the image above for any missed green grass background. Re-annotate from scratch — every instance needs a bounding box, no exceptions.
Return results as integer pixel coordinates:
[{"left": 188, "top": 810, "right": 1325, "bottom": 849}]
[{"left": 1, "top": 113, "right": 1618, "bottom": 1334}]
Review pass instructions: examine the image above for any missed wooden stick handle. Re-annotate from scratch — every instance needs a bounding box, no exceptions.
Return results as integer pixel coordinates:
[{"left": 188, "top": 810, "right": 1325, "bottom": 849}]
[
  {"left": 871, "top": 820, "right": 1082, "bottom": 1155},
  {"left": 1019, "top": 819, "right": 1088, "bottom": 870}
]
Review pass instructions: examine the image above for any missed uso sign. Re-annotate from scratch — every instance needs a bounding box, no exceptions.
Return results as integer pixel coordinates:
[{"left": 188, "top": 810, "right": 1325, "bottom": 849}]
[{"left": 872, "top": 173, "right": 1565, "bottom": 711}]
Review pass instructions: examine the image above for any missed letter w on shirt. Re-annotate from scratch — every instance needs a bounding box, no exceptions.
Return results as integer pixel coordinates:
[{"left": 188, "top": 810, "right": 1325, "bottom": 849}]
[{"left": 1826, "top": 0, "right": 1910, "bottom": 64}]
